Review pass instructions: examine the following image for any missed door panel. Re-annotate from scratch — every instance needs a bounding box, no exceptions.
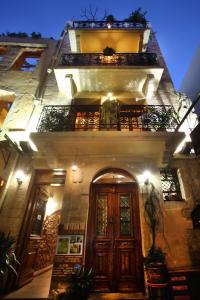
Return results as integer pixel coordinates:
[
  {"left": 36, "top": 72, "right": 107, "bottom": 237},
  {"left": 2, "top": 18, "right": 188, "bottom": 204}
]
[{"left": 87, "top": 183, "right": 144, "bottom": 292}]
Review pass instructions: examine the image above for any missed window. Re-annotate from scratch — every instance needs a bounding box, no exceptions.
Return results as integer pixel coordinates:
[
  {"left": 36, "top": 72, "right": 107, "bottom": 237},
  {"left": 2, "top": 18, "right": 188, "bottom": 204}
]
[
  {"left": 160, "top": 168, "right": 183, "bottom": 201},
  {"left": 11, "top": 49, "right": 43, "bottom": 71}
]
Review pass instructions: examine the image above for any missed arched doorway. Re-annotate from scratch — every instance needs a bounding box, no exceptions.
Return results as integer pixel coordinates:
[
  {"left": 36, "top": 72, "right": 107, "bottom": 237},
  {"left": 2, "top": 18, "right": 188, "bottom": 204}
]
[{"left": 86, "top": 168, "right": 144, "bottom": 292}]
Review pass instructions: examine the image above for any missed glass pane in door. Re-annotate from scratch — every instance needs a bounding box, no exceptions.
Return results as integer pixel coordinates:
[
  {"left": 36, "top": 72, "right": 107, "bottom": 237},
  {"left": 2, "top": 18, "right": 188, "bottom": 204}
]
[
  {"left": 120, "top": 194, "right": 131, "bottom": 235},
  {"left": 96, "top": 194, "right": 108, "bottom": 235}
]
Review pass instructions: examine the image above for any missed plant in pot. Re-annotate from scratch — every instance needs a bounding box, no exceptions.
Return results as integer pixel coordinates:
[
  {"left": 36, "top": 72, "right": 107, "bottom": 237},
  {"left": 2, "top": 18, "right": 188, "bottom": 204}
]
[
  {"left": 125, "top": 8, "right": 148, "bottom": 26},
  {"left": 58, "top": 266, "right": 94, "bottom": 300},
  {"left": 0, "top": 231, "right": 20, "bottom": 297},
  {"left": 105, "top": 14, "right": 115, "bottom": 27},
  {"left": 103, "top": 46, "right": 116, "bottom": 56},
  {"left": 143, "top": 183, "right": 169, "bottom": 284}
]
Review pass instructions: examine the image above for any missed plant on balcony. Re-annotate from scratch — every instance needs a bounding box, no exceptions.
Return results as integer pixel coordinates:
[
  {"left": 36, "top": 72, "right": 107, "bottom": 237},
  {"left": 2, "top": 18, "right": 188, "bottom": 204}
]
[
  {"left": 105, "top": 14, "right": 115, "bottom": 24},
  {"left": 125, "top": 8, "right": 148, "bottom": 26},
  {"left": 146, "top": 106, "right": 179, "bottom": 131},
  {"left": 103, "top": 46, "right": 116, "bottom": 56},
  {"left": 39, "top": 109, "right": 71, "bottom": 132}
]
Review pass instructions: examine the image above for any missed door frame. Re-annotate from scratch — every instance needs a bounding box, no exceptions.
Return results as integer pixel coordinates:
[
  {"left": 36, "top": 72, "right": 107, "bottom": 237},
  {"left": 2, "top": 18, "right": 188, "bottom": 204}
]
[{"left": 85, "top": 168, "right": 144, "bottom": 292}]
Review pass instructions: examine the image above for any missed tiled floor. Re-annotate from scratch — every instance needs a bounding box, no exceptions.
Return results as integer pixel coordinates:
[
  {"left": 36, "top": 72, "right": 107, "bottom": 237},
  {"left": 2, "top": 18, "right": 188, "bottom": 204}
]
[{"left": 4, "top": 269, "right": 52, "bottom": 300}]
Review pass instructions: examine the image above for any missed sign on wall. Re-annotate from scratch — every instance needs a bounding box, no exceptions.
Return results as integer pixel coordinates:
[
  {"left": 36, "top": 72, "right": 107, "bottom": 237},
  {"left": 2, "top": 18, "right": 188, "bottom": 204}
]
[{"left": 56, "top": 235, "right": 83, "bottom": 255}]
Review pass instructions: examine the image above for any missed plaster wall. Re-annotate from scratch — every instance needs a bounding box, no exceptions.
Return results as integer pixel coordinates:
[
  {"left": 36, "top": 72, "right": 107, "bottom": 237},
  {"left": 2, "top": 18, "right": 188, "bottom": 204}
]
[{"left": 54, "top": 155, "right": 200, "bottom": 269}]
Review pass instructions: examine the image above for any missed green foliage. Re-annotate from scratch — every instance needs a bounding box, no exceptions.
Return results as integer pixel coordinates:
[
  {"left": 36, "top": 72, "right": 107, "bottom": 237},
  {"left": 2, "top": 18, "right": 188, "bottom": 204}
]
[
  {"left": 59, "top": 266, "right": 94, "bottom": 300},
  {"left": 144, "top": 246, "right": 166, "bottom": 266},
  {"left": 0, "top": 231, "right": 19, "bottom": 277},
  {"left": 106, "top": 14, "right": 115, "bottom": 23},
  {"left": 103, "top": 46, "right": 116, "bottom": 56},
  {"left": 144, "top": 183, "right": 162, "bottom": 249},
  {"left": 31, "top": 32, "right": 42, "bottom": 39},
  {"left": 148, "top": 106, "right": 179, "bottom": 131},
  {"left": 125, "top": 8, "right": 148, "bottom": 26},
  {"left": 39, "top": 109, "right": 71, "bottom": 132},
  {"left": 0, "top": 31, "right": 42, "bottom": 38}
]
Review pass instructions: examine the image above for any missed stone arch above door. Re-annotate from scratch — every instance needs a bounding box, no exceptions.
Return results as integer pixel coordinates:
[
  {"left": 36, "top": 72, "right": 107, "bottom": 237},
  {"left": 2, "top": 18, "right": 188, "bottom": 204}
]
[{"left": 92, "top": 167, "right": 137, "bottom": 184}]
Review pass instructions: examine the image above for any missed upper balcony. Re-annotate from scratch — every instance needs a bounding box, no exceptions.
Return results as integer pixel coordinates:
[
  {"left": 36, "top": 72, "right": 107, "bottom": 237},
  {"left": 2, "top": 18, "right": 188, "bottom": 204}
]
[
  {"left": 60, "top": 53, "right": 158, "bottom": 67},
  {"left": 66, "top": 20, "right": 149, "bottom": 30},
  {"left": 37, "top": 104, "right": 178, "bottom": 133},
  {"left": 66, "top": 20, "right": 151, "bottom": 54},
  {"left": 30, "top": 103, "right": 184, "bottom": 166}
]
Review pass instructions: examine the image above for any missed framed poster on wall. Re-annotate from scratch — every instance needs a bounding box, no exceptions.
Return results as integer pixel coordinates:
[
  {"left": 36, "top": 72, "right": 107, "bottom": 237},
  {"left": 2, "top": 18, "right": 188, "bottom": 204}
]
[{"left": 56, "top": 235, "right": 83, "bottom": 255}]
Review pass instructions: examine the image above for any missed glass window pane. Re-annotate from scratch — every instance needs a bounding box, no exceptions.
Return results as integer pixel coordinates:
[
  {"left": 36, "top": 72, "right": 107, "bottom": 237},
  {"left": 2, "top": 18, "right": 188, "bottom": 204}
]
[
  {"left": 96, "top": 194, "right": 107, "bottom": 235},
  {"left": 120, "top": 194, "right": 131, "bottom": 235}
]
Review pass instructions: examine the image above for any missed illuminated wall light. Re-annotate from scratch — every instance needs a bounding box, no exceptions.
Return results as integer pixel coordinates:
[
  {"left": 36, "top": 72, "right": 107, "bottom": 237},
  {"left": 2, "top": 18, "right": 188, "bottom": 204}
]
[
  {"left": 16, "top": 170, "right": 26, "bottom": 185},
  {"left": 71, "top": 164, "right": 78, "bottom": 172},
  {"left": 141, "top": 170, "right": 152, "bottom": 184},
  {"left": 53, "top": 168, "right": 65, "bottom": 171},
  {"left": 107, "top": 92, "right": 113, "bottom": 100},
  {"left": 50, "top": 183, "right": 62, "bottom": 186},
  {"left": 107, "top": 23, "right": 112, "bottom": 29}
]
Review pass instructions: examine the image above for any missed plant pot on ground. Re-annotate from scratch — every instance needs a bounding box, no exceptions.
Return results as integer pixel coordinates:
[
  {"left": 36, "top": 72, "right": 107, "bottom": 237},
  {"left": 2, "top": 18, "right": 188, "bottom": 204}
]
[
  {"left": 143, "top": 183, "right": 169, "bottom": 284},
  {"left": 144, "top": 246, "right": 169, "bottom": 284}
]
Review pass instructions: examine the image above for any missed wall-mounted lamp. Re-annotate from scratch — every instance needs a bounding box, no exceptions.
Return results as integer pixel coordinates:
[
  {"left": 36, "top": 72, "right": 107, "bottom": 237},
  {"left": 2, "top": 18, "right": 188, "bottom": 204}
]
[
  {"left": 16, "top": 170, "right": 26, "bottom": 185},
  {"left": 141, "top": 170, "right": 152, "bottom": 185},
  {"left": 71, "top": 164, "right": 78, "bottom": 172}
]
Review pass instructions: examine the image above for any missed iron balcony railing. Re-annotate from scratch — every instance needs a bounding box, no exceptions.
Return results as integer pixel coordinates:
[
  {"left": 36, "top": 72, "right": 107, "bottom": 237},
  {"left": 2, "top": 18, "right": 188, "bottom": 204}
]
[
  {"left": 61, "top": 53, "right": 158, "bottom": 67},
  {"left": 66, "top": 21, "right": 149, "bottom": 29},
  {"left": 37, "top": 105, "right": 179, "bottom": 133}
]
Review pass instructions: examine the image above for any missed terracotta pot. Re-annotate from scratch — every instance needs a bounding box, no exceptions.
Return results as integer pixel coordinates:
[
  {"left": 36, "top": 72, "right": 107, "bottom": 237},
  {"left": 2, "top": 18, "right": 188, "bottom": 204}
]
[{"left": 146, "top": 263, "right": 169, "bottom": 283}]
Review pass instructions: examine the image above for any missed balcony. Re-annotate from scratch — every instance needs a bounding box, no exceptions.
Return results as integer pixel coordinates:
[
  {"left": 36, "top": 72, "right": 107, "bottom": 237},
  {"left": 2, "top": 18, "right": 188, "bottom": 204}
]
[
  {"left": 66, "top": 20, "right": 149, "bottom": 30},
  {"left": 31, "top": 104, "right": 184, "bottom": 166},
  {"left": 37, "top": 104, "right": 179, "bottom": 132},
  {"left": 60, "top": 53, "right": 158, "bottom": 67}
]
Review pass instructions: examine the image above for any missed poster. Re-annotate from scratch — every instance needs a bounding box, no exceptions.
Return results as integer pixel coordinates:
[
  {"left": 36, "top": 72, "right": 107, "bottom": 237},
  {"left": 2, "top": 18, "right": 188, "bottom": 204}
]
[{"left": 57, "top": 235, "right": 83, "bottom": 255}]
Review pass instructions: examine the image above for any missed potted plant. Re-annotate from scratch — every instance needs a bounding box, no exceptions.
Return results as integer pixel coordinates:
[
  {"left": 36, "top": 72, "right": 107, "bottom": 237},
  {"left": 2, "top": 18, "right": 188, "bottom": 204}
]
[
  {"left": 0, "top": 231, "right": 20, "bottom": 297},
  {"left": 125, "top": 8, "right": 148, "bottom": 26},
  {"left": 143, "top": 184, "right": 169, "bottom": 284},
  {"left": 144, "top": 247, "right": 168, "bottom": 283},
  {"left": 103, "top": 46, "right": 116, "bottom": 56},
  {"left": 106, "top": 14, "right": 115, "bottom": 28},
  {"left": 57, "top": 266, "right": 94, "bottom": 300}
]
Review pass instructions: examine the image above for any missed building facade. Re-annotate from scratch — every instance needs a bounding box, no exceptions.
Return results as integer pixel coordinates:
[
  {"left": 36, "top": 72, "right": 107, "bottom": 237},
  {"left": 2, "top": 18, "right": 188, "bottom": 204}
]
[{"left": 0, "top": 18, "right": 200, "bottom": 298}]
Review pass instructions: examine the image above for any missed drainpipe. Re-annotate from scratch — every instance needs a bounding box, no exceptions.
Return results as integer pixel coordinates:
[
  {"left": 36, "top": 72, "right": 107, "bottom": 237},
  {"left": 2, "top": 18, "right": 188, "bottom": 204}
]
[{"left": 25, "top": 27, "right": 68, "bottom": 129}]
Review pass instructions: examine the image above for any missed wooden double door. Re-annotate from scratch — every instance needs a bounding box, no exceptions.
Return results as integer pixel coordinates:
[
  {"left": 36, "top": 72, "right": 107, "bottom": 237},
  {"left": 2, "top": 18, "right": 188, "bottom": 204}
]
[{"left": 86, "top": 183, "right": 144, "bottom": 292}]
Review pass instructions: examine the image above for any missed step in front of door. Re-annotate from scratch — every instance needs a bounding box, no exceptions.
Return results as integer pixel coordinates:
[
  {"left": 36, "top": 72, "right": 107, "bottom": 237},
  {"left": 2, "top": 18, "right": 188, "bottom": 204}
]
[
  {"left": 170, "top": 273, "right": 191, "bottom": 300},
  {"left": 88, "top": 292, "right": 148, "bottom": 300}
]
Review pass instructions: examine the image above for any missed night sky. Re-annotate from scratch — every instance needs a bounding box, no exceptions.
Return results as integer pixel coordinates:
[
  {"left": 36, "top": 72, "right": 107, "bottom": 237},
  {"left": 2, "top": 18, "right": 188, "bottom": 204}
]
[{"left": 1, "top": 0, "right": 200, "bottom": 90}]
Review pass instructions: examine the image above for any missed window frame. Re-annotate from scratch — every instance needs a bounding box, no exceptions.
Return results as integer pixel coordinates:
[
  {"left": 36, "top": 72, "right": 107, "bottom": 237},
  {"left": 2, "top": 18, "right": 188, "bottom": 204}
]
[{"left": 160, "top": 168, "right": 183, "bottom": 201}]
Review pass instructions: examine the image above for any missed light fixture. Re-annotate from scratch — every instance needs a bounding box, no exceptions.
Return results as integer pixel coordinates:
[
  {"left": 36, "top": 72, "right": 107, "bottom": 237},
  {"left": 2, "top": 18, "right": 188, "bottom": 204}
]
[
  {"left": 107, "top": 23, "right": 112, "bottom": 29},
  {"left": 16, "top": 170, "right": 26, "bottom": 185},
  {"left": 71, "top": 164, "right": 78, "bottom": 172},
  {"left": 141, "top": 170, "right": 152, "bottom": 185},
  {"left": 107, "top": 92, "right": 113, "bottom": 100}
]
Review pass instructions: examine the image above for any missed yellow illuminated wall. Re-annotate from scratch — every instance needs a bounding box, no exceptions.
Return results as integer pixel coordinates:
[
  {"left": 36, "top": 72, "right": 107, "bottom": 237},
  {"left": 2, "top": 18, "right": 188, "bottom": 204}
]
[{"left": 79, "top": 30, "right": 141, "bottom": 53}]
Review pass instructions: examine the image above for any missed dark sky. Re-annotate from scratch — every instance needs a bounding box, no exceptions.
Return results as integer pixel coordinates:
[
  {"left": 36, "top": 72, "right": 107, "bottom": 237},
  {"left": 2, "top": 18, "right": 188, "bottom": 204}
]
[{"left": 1, "top": 0, "right": 199, "bottom": 90}]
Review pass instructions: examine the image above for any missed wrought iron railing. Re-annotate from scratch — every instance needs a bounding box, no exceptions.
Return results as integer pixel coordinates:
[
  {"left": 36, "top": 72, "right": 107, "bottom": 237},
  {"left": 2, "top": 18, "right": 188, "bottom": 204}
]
[
  {"left": 66, "top": 21, "right": 149, "bottom": 29},
  {"left": 37, "top": 105, "right": 179, "bottom": 132},
  {"left": 61, "top": 53, "right": 158, "bottom": 67}
]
